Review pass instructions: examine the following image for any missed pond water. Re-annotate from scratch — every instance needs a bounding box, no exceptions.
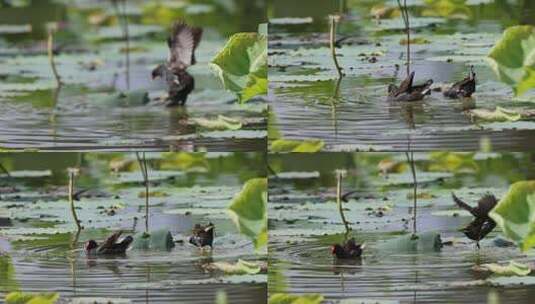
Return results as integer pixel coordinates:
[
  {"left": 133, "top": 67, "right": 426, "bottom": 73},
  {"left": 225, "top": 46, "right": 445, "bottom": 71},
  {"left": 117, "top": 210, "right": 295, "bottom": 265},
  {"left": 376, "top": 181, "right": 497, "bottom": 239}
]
[
  {"left": 269, "top": 0, "right": 535, "bottom": 151},
  {"left": 0, "top": 152, "right": 267, "bottom": 303},
  {"left": 268, "top": 152, "right": 535, "bottom": 303},
  {"left": 0, "top": 0, "right": 267, "bottom": 151}
]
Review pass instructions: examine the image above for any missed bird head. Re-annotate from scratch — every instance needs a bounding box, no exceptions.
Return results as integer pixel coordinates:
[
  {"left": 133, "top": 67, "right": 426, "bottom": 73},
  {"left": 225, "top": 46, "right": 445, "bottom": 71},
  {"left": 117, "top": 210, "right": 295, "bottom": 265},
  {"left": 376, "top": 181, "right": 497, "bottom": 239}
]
[
  {"left": 331, "top": 244, "right": 343, "bottom": 256},
  {"left": 85, "top": 240, "right": 98, "bottom": 253},
  {"left": 469, "top": 65, "right": 476, "bottom": 81},
  {"left": 151, "top": 64, "right": 166, "bottom": 80}
]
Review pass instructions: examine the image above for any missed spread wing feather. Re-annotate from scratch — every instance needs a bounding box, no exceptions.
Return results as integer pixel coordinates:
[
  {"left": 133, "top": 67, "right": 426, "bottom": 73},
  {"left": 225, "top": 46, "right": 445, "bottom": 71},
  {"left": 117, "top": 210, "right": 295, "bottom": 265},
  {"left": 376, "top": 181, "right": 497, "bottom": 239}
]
[{"left": 167, "top": 21, "right": 203, "bottom": 70}]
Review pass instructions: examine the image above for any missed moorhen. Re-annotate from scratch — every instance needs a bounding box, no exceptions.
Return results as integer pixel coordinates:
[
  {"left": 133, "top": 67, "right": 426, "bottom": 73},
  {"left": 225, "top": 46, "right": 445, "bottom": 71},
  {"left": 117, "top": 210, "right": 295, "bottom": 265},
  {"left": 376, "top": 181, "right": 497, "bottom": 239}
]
[
  {"left": 452, "top": 192, "right": 498, "bottom": 249},
  {"left": 443, "top": 66, "right": 476, "bottom": 99},
  {"left": 85, "top": 231, "right": 133, "bottom": 255},
  {"left": 151, "top": 21, "right": 203, "bottom": 106},
  {"left": 189, "top": 222, "right": 215, "bottom": 248},
  {"left": 388, "top": 71, "right": 433, "bottom": 102},
  {"left": 331, "top": 238, "right": 365, "bottom": 259}
]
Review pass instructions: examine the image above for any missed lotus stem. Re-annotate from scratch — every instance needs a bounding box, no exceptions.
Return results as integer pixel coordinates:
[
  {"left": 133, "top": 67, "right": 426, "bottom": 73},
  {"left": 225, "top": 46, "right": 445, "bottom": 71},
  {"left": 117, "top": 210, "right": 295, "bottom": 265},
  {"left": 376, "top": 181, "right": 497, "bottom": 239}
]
[
  {"left": 336, "top": 170, "right": 351, "bottom": 235},
  {"left": 405, "top": 151, "right": 417, "bottom": 237},
  {"left": 68, "top": 168, "right": 82, "bottom": 231},
  {"left": 47, "top": 29, "right": 61, "bottom": 87},
  {"left": 136, "top": 152, "right": 149, "bottom": 233},
  {"left": 329, "top": 15, "right": 343, "bottom": 78}
]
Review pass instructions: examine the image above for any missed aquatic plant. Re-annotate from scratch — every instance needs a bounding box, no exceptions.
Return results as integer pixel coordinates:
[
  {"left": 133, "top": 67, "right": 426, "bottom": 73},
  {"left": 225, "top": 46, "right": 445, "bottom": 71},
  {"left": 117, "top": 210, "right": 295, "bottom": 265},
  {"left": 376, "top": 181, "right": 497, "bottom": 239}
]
[{"left": 210, "top": 25, "right": 267, "bottom": 103}]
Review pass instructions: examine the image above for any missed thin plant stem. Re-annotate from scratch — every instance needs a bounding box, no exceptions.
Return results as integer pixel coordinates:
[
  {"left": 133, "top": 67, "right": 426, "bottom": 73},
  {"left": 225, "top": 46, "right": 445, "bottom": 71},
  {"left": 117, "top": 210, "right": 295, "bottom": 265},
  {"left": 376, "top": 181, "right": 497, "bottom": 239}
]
[
  {"left": 47, "top": 29, "right": 61, "bottom": 87},
  {"left": 68, "top": 168, "right": 82, "bottom": 231},
  {"left": 122, "top": 0, "right": 130, "bottom": 90},
  {"left": 396, "top": 0, "right": 411, "bottom": 76},
  {"left": 111, "top": 0, "right": 130, "bottom": 90},
  {"left": 405, "top": 151, "right": 417, "bottom": 237},
  {"left": 329, "top": 15, "right": 343, "bottom": 78},
  {"left": 136, "top": 152, "right": 149, "bottom": 234},
  {"left": 336, "top": 170, "right": 351, "bottom": 236}
]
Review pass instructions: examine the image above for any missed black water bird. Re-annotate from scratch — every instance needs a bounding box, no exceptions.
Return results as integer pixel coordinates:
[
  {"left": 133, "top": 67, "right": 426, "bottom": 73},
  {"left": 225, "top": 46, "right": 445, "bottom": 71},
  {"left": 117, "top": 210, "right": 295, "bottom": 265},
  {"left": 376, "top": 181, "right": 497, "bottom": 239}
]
[
  {"left": 388, "top": 71, "right": 433, "bottom": 102},
  {"left": 151, "top": 21, "right": 203, "bottom": 106},
  {"left": 331, "top": 238, "right": 365, "bottom": 259},
  {"left": 443, "top": 66, "right": 476, "bottom": 99},
  {"left": 85, "top": 231, "right": 133, "bottom": 255},
  {"left": 452, "top": 192, "right": 498, "bottom": 249},
  {"left": 189, "top": 222, "right": 215, "bottom": 248}
]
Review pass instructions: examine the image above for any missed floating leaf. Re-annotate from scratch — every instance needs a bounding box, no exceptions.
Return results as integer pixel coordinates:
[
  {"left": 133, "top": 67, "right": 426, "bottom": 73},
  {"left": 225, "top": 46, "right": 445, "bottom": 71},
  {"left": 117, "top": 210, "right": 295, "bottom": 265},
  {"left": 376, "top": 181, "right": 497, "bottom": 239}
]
[
  {"left": 489, "top": 181, "right": 535, "bottom": 251},
  {"left": 191, "top": 115, "right": 243, "bottom": 131},
  {"left": 470, "top": 107, "right": 522, "bottom": 122},
  {"left": 5, "top": 292, "right": 59, "bottom": 304},
  {"left": 487, "top": 26, "right": 535, "bottom": 96},
  {"left": 227, "top": 178, "right": 267, "bottom": 251},
  {"left": 400, "top": 37, "right": 430, "bottom": 45},
  {"left": 270, "top": 139, "right": 324, "bottom": 153},
  {"left": 210, "top": 32, "right": 267, "bottom": 103},
  {"left": 475, "top": 261, "right": 531, "bottom": 276},
  {"left": 204, "top": 259, "right": 263, "bottom": 275},
  {"left": 268, "top": 293, "right": 324, "bottom": 304}
]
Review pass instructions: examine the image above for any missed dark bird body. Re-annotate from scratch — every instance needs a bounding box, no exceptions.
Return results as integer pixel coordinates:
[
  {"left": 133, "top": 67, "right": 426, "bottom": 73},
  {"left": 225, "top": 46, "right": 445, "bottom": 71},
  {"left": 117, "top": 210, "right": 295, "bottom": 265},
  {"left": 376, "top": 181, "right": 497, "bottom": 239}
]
[
  {"left": 151, "top": 21, "right": 203, "bottom": 106},
  {"left": 388, "top": 71, "right": 433, "bottom": 102},
  {"left": 452, "top": 192, "right": 498, "bottom": 248},
  {"left": 85, "top": 231, "right": 133, "bottom": 255},
  {"left": 331, "top": 238, "right": 364, "bottom": 259},
  {"left": 189, "top": 222, "right": 215, "bottom": 248},
  {"left": 443, "top": 66, "right": 476, "bottom": 99}
]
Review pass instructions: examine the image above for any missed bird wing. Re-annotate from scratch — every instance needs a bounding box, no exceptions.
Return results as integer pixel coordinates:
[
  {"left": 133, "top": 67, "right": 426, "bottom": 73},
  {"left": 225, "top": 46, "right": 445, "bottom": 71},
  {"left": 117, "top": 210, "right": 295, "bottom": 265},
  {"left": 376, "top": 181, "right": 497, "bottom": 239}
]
[
  {"left": 396, "top": 71, "right": 415, "bottom": 96},
  {"left": 452, "top": 192, "right": 479, "bottom": 217},
  {"left": 477, "top": 194, "right": 498, "bottom": 217},
  {"left": 167, "top": 21, "right": 203, "bottom": 70},
  {"left": 98, "top": 231, "right": 122, "bottom": 253}
]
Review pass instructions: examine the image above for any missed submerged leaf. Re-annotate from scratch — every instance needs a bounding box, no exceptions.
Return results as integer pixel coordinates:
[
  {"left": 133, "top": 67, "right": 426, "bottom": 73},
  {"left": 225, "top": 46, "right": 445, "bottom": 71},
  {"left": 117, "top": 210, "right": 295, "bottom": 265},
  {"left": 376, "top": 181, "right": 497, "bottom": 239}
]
[
  {"left": 377, "top": 231, "right": 442, "bottom": 253},
  {"left": 489, "top": 181, "right": 535, "bottom": 251},
  {"left": 131, "top": 229, "right": 175, "bottom": 251},
  {"left": 210, "top": 32, "right": 267, "bottom": 103},
  {"left": 227, "top": 178, "right": 267, "bottom": 251},
  {"left": 487, "top": 26, "right": 535, "bottom": 96}
]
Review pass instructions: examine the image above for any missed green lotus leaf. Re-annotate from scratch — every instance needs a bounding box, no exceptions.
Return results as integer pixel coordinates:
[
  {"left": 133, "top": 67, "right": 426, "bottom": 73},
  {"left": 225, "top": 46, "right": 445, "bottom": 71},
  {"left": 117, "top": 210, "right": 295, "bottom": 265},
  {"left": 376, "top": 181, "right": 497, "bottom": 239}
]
[
  {"left": 210, "top": 32, "right": 267, "bottom": 103},
  {"left": 5, "top": 292, "right": 59, "bottom": 304},
  {"left": 227, "top": 178, "right": 267, "bottom": 251},
  {"left": 489, "top": 181, "right": 535, "bottom": 251},
  {"left": 487, "top": 26, "right": 535, "bottom": 96}
]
